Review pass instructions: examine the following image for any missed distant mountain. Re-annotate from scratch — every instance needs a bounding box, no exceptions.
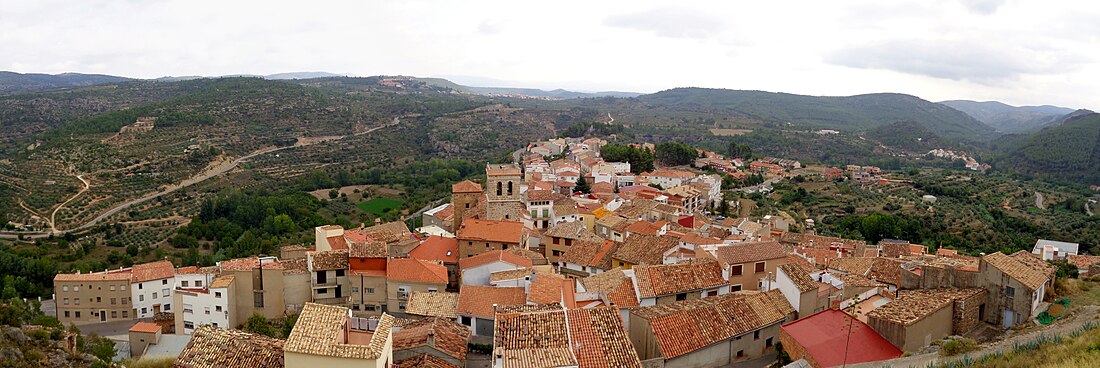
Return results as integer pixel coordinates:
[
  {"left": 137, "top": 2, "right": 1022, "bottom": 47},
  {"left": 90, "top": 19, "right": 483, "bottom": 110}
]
[
  {"left": 938, "top": 100, "right": 1075, "bottom": 133},
  {"left": 463, "top": 86, "right": 641, "bottom": 99},
  {"left": 262, "top": 72, "right": 349, "bottom": 80},
  {"left": 0, "top": 71, "right": 132, "bottom": 94},
  {"left": 994, "top": 110, "right": 1100, "bottom": 185},
  {"left": 636, "top": 88, "right": 995, "bottom": 140}
]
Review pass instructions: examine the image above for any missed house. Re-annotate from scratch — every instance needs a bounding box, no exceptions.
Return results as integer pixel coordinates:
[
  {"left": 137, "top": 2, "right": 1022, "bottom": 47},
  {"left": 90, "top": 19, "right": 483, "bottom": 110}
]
[
  {"left": 525, "top": 189, "right": 558, "bottom": 229},
  {"left": 493, "top": 306, "right": 642, "bottom": 368},
  {"left": 775, "top": 264, "right": 827, "bottom": 318},
  {"left": 128, "top": 322, "right": 163, "bottom": 358},
  {"left": 409, "top": 236, "right": 461, "bottom": 291},
  {"left": 130, "top": 260, "right": 178, "bottom": 319},
  {"left": 594, "top": 214, "right": 631, "bottom": 241},
  {"left": 632, "top": 261, "right": 729, "bottom": 306},
  {"left": 627, "top": 291, "right": 795, "bottom": 367},
  {"left": 457, "top": 219, "right": 526, "bottom": 259},
  {"left": 458, "top": 250, "right": 534, "bottom": 286},
  {"left": 386, "top": 258, "right": 449, "bottom": 315},
  {"left": 488, "top": 268, "right": 534, "bottom": 288},
  {"left": 54, "top": 270, "right": 132, "bottom": 324},
  {"left": 642, "top": 169, "right": 697, "bottom": 188},
  {"left": 1067, "top": 255, "right": 1100, "bottom": 277},
  {"left": 456, "top": 285, "right": 527, "bottom": 337},
  {"left": 405, "top": 291, "right": 459, "bottom": 321},
  {"left": 392, "top": 317, "right": 471, "bottom": 367},
  {"left": 865, "top": 289, "right": 986, "bottom": 352},
  {"left": 307, "top": 250, "right": 350, "bottom": 306},
  {"left": 218, "top": 256, "right": 312, "bottom": 322},
  {"left": 1032, "top": 239, "right": 1080, "bottom": 260},
  {"left": 174, "top": 274, "right": 235, "bottom": 334},
  {"left": 175, "top": 326, "right": 285, "bottom": 368},
  {"left": 980, "top": 252, "right": 1053, "bottom": 328},
  {"left": 709, "top": 241, "right": 790, "bottom": 291},
  {"left": 826, "top": 257, "right": 905, "bottom": 292},
  {"left": 422, "top": 203, "right": 456, "bottom": 233},
  {"left": 559, "top": 239, "right": 620, "bottom": 278},
  {"left": 578, "top": 268, "right": 640, "bottom": 308},
  {"left": 610, "top": 234, "right": 680, "bottom": 269},
  {"left": 283, "top": 303, "right": 395, "bottom": 368},
  {"left": 348, "top": 241, "right": 389, "bottom": 316},
  {"left": 780, "top": 309, "right": 901, "bottom": 368},
  {"left": 527, "top": 272, "right": 578, "bottom": 308},
  {"left": 543, "top": 221, "right": 603, "bottom": 263}
]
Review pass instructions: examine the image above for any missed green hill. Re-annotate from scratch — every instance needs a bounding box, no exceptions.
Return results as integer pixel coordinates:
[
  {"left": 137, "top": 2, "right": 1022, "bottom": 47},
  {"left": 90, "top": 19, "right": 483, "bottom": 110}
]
[
  {"left": 636, "top": 88, "right": 996, "bottom": 140},
  {"left": 995, "top": 111, "right": 1100, "bottom": 185},
  {"left": 939, "top": 100, "right": 1074, "bottom": 133},
  {"left": 864, "top": 121, "right": 945, "bottom": 152},
  {"left": 0, "top": 71, "right": 132, "bottom": 94}
]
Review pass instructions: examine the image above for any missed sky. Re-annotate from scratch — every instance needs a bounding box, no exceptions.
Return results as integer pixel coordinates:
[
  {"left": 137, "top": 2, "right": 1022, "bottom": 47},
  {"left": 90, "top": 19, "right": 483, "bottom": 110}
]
[{"left": 1, "top": 0, "right": 1097, "bottom": 108}]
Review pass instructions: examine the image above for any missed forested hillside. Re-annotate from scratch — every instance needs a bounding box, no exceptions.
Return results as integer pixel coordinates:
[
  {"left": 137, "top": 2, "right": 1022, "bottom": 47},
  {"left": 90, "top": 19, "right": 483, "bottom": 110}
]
[{"left": 994, "top": 112, "right": 1100, "bottom": 185}]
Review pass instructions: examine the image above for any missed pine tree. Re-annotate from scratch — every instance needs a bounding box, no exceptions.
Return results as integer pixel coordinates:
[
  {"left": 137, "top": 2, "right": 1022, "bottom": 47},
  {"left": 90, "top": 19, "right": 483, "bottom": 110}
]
[{"left": 575, "top": 176, "right": 591, "bottom": 194}]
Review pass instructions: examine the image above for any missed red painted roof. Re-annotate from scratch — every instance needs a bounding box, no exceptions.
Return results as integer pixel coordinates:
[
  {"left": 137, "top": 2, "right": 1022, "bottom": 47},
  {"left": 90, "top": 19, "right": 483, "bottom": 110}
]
[
  {"left": 410, "top": 236, "right": 460, "bottom": 263},
  {"left": 386, "top": 258, "right": 449, "bottom": 285},
  {"left": 458, "top": 250, "right": 533, "bottom": 270},
  {"left": 781, "top": 309, "right": 901, "bottom": 367},
  {"left": 458, "top": 219, "right": 524, "bottom": 244},
  {"left": 129, "top": 322, "right": 162, "bottom": 334}
]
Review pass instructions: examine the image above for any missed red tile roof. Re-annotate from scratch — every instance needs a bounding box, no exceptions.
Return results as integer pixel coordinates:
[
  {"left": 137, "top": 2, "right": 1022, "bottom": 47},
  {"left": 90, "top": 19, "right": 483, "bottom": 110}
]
[
  {"left": 456, "top": 285, "right": 526, "bottom": 319},
  {"left": 54, "top": 272, "right": 132, "bottom": 282},
  {"left": 713, "top": 241, "right": 788, "bottom": 265},
  {"left": 175, "top": 326, "right": 285, "bottom": 368},
  {"left": 559, "top": 240, "right": 619, "bottom": 270},
  {"left": 392, "top": 317, "right": 470, "bottom": 361},
  {"left": 579, "top": 268, "right": 639, "bottom": 307},
  {"left": 632, "top": 291, "right": 793, "bottom": 359},
  {"left": 387, "top": 258, "right": 448, "bottom": 284},
  {"left": 781, "top": 309, "right": 902, "bottom": 367},
  {"left": 452, "top": 180, "right": 483, "bottom": 193},
  {"left": 633, "top": 261, "right": 728, "bottom": 298},
  {"left": 131, "top": 260, "right": 176, "bottom": 282},
  {"left": 611, "top": 234, "right": 679, "bottom": 266},
  {"left": 494, "top": 307, "right": 642, "bottom": 368},
  {"left": 458, "top": 219, "right": 525, "bottom": 244},
  {"left": 458, "top": 250, "right": 533, "bottom": 270},
  {"left": 326, "top": 235, "right": 349, "bottom": 250},
  {"left": 527, "top": 273, "right": 577, "bottom": 308},
  {"left": 129, "top": 322, "right": 162, "bottom": 334},
  {"left": 394, "top": 354, "right": 458, "bottom": 368},
  {"left": 410, "top": 236, "right": 460, "bottom": 263}
]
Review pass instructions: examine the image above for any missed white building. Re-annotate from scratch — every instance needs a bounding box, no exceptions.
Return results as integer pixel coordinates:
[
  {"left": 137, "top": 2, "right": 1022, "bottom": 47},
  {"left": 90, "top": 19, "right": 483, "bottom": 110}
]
[
  {"left": 458, "top": 251, "right": 532, "bottom": 286},
  {"left": 1032, "top": 239, "right": 1080, "bottom": 260},
  {"left": 175, "top": 274, "right": 235, "bottom": 334},
  {"left": 130, "top": 260, "right": 177, "bottom": 319}
]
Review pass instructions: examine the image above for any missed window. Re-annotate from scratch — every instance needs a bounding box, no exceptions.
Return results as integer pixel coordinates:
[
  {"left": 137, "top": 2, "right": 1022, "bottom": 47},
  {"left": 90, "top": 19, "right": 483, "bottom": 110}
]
[
  {"left": 352, "top": 304, "right": 360, "bottom": 311},
  {"left": 152, "top": 292, "right": 158, "bottom": 299},
  {"left": 316, "top": 271, "right": 327, "bottom": 284},
  {"left": 74, "top": 286, "right": 80, "bottom": 292},
  {"left": 730, "top": 264, "right": 744, "bottom": 276},
  {"left": 318, "top": 288, "right": 328, "bottom": 294},
  {"left": 194, "top": 281, "right": 201, "bottom": 288},
  {"left": 365, "top": 305, "right": 377, "bottom": 312},
  {"left": 64, "top": 311, "right": 70, "bottom": 318},
  {"left": 110, "top": 298, "right": 116, "bottom": 305},
  {"left": 553, "top": 237, "right": 560, "bottom": 245},
  {"left": 1005, "top": 286, "right": 1016, "bottom": 298},
  {"left": 63, "top": 286, "right": 69, "bottom": 292},
  {"left": 213, "top": 323, "right": 219, "bottom": 328},
  {"left": 111, "top": 311, "right": 117, "bottom": 318},
  {"left": 398, "top": 286, "right": 409, "bottom": 299},
  {"left": 139, "top": 295, "right": 144, "bottom": 302},
  {"left": 352, "top": 287, "right": 359, "bottom": 293},
  {"left": 120, "top": 285, "right": 126, "bottom": 291},
  {"left": 676, "top": 293, "right": 687, "bottom": 301},
  {"left": 215, "top": 306, "right": 222, "bottom": 312},
  {"left": 366, "top": 288, "right": 375, "bottom": 294},
  {"left": 122, "top": 298, "right": 128, "bottom": 305},
  {"left": 461, "top": 316, "right": 472, "bottom": 326},
  {"left": 75, "top": 311, "right": 80, "bottom": 318},
  {"left": 64, "top": 298, "right": 69, "bottom": 305},
  {"left": 215, "top": 292, "right": 222, "bottom": 298},
  {"left": 766, "top": 337, "right": 774, "bottom": 348},
  {"left": 75, "top": 299, "right": 80, "bottom": 306},
  {"left": 138, "top": 283, "right": 143, "bottom": 290},
  {"left": 336, "top": 270, "right": 345, "bottom": 277},
  {"left": 732, "top": 284, "right": 742, "bottom": 292},
  {"left": 754, "top": 330, "right": 760, "bottom": 340},
  {"left": 205, "top": 307, "right": 211, "bottom": 315},
  {"left": 162, "top": 279, "right": 168, "bottom": 285},
  {"left": 508, "top": 181, "right": 514, "bottom": 195},
  {"left": 184, "top": 321, "right": 194, "bottom": 330},
  {"left": 141, "top": 307, "right": 148, "bottom": 314},
  {"left": 755, "top": 262, "right": 765, "bottom": 273},
  {"left": 163, "top": 288, "right": 170, "bottom": 296},
  {"left": 428, "top": 288, "right": 438, "bottom": 292},
  {"left": 122, "top": 311, "right": 128, "bottom": 318},
  {"left": 736, "top": 350, "right": 745, "bottom": 359},
  {"left": 96, "top": 297, "right": 101, "bottom": 303},
  {"left": 164, "top": 304, "right": 171, "bottom": 311},
  {"left": 181, "top": 281, "right": 189, "bottom": 287},
  {"left": 110, "top": 285, "right": 115, "bottom": 291},
  {"left": 254, "top": 292, "right": 264, "bottom": 308},
  {"left": 706, "top": 290, "right": 718, "bottom": 297},
  {"left": 497, "top": 182, "right": 503, "bottom": 196},
  {"left": 565, "top": 238, "right": 573, "bottom": 246}
]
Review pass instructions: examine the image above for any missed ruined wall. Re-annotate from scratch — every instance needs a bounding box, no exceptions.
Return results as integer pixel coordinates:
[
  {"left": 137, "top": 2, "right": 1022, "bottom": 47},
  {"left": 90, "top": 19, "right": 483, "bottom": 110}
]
[{"left": 952, "top": 290, "right": 987, "bottom": 336}]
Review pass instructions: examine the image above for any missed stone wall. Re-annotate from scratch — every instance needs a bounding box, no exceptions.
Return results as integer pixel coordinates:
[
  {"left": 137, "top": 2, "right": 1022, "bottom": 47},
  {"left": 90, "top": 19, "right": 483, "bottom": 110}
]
[
  {"left": 900, "top": 266, "right": 978, "bottom": 290},
  {"left": 952, "top": 290, "right": 987, "bottom": 335}
]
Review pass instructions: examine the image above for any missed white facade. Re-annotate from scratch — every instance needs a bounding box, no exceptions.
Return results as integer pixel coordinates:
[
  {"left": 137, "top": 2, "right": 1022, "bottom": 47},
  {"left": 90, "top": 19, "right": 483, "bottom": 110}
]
[
  {"left": 176, "top": 284, "right": 232, "bottom": 334},
  {"left": 462, "top": 261, "right": 526, "bottom": 286},
  {"left": 132, "top": 276, "right": 176, "bottom": 319},
  {"left": 774, "top": 266, "right": 804, "bottom": 313},
  {"left": 176, "top": 273, "right": 214, "bottom": 290}
]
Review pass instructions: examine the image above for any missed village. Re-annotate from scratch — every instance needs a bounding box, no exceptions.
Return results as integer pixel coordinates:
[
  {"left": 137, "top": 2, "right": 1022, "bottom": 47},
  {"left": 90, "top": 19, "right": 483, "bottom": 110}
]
[{"left": 49, "top": 136, "right": 1094, "bottom": 368}]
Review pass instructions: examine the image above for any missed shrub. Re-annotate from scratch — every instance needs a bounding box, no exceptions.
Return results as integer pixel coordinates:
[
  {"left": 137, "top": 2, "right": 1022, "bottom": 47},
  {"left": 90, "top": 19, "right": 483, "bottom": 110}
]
[{"left": 940, "top": 337, "right": 979, "bottom": 356}]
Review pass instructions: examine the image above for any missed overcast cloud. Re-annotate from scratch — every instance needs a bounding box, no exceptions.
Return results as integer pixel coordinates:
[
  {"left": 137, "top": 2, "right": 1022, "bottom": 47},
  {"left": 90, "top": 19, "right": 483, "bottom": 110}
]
[{"left": 0, "top": 0, "right": 1096, "bottom": 108}]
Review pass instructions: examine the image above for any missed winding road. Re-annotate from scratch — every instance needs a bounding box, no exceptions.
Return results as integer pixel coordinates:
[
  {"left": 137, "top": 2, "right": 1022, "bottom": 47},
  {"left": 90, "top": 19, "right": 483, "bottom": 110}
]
[
  {"left": 1, "top": 118, "right": 401, "bottom": 240},
  {"left": 1036, "top": 191, "right": 1046, "bottom": 210}
]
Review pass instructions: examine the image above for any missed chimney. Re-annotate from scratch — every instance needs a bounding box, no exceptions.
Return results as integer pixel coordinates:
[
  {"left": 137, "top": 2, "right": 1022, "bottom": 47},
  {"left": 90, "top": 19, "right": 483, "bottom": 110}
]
[{"left": 426, "top": 330, "right": 435, "bottom": 348}]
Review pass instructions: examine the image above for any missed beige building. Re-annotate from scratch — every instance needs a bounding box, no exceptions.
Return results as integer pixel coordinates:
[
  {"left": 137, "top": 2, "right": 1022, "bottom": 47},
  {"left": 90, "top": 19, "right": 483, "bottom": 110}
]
[
  {"left": 485, "top": 164, "right": 525, "bottom": 221},
  {"left": 385, "top": 258, "right": 449, "bottom": 316},
  {"left": 218, "top": 256, "right": 311, "bottom": 324},
  {"left": 457, "top": 219, "right": 526, "bottom": 259},
  {"left": 307, "top": 250, "right": 350, "bottom": 306},
  {"left": 127, "top": 322, "right": 162, "bottom": 357},
  {"left": 54, "top": 271, "right": 133, "bottom": 324},
  {"left": 284, "top": 303, "right": 395, "bottom": 368},
  {"left": 708, "top": 241, "right": 791, "bottom": 291},
  {"left": 866, "top": 289, "right": 986, "bottom": 352}
]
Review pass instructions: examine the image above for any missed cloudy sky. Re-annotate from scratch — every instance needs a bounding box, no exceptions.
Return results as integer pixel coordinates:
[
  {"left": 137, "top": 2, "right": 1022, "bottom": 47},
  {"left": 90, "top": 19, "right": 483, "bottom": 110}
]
[{"left": 1, "top": 0, "right": 1097, "bottom": 108}]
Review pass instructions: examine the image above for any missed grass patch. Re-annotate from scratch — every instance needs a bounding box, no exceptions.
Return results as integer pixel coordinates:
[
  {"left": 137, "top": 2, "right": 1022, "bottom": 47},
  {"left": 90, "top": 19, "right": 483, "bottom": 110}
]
[
  {"left": 356, "top": 197, "right": 403, "bottom": 216},
  {"left": 940, "top": 337, "right": 979, "bottom": 356}
]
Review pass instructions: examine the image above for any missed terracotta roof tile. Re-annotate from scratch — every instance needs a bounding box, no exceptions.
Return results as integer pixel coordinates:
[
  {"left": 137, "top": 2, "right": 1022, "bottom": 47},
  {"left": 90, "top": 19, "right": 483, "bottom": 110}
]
[
  {"left": 1067, "top": 255, "right": 1100, "bottom": 269},
  {"left": 490, "top": 268, "right": 533, "bottom": 283},
  {"left": 983, "top": 252, "right": 1049, "bottom": 290},
  {"left": 394, "top": 354, "right": 458, "bottom": 368},
  {"left": 610, "top": 234, "right": 679, "bottom": 265},
  {"left": 54, "top": 271, "right": 131, "bottom": 282},
  {"left": 387, "top": 258, "right": 448, "bottom": 284},
  {"left": 504, "top": 247, "right": 548, "bottom": 265},
  {"left": 409, "top": 236, "right": 459, "bottom": 263},
  {"left": 867, "top": 289, "right": 984, "bottom": 325},
  {"left": 458, "top": 219, "right": 525, "bottom": 244},
  {"left": 175, "top": 326, "right": 284, "bottom": 368},
  {"left": 579, "top": 268, "right": 639, "bottom": 307},
  {"left": 633, "top": 261, "right": 727, "bottom": 298},
  {"left": 308, "top": 249, "right": 349, "bottom": 271},
  {"left": 129, "top": 322, "right": 161, "bottom": 334},
  {"left": 713, "top": 241, "right": 788, "bottom": 265},
  {"left": 452, "top": 180, "right": 483, "bottom": 193},
  {"left": 406, "top": 291, "right": 459, "bottom": 319},
  {"left": 632, "top": 291, "right": 791, "bottom": 359},
  {"left": 459, "top": 250, "right": 534, "bottom": 270},
  {"left": 131, "top": 260, "right": 176, "bottom": 282},
  {"left": 779, "top": 263, "right": 818, "bottom": 293},
  {"left": 1010, "top": 250, "right": 1057, "bottom": 278},
  {"left": 494, "top": 307, "right": 641, "bottom": 368},
  {"left": 285, "top": 303, "right": 393, "bottom": 359},
  {"left": 456, "top": 285, "right": 526, "bottom": 319},
  {"left": 559, "top": 240, "right": 619, "bottom": 270},
  {"left": 527, "top": 272, "right": 577, "bottom": 308},
  {"left": 349, "top": 241, "right": 389, "bottom": 258},
  {"left": 208, "top": 275, "right": 235, "bottom": 289},
  {"left": 827, "top": 257, "right": 876, "bottom": 275},
  {"left": 543, "top": 221, "right": 602, "bottom": 242},
  {"left": 392, "top": 317, "right": 470, "bottom": 360}
]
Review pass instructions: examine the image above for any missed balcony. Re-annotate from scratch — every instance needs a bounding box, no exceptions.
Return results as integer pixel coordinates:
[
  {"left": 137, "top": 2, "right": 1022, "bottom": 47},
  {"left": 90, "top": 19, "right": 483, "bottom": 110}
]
[{"left": 313, "top": 296, "right": 349, "bottom": 305}]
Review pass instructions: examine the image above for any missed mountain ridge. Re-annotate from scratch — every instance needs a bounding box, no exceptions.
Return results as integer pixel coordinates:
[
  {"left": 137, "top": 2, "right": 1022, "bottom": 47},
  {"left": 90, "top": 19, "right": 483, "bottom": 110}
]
[{"left": 939, "top": 99, "right": 1075, "bottom": 133}]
